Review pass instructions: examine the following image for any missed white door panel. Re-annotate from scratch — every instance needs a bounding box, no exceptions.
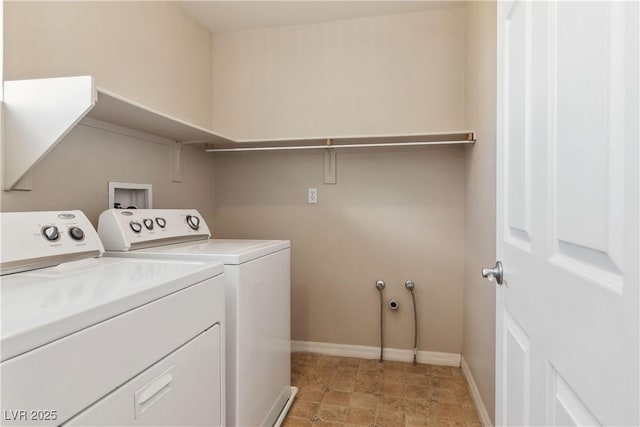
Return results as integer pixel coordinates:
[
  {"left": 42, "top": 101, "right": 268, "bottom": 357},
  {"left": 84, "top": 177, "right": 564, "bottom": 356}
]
[
  {"left": 504, "top": 0, "right": 533, "bottom": 252},
  {"left": 549, "top": 1, "right": 628, "bottom": 293},
  {"left": 547, "top": 366, "right": 600, "bottom": 427},
  {"left": 502, "top": 310, "right": 531, "bottom": 427},
  {"left": 496, "top": 1, "right": 638, "bottom": 426}
]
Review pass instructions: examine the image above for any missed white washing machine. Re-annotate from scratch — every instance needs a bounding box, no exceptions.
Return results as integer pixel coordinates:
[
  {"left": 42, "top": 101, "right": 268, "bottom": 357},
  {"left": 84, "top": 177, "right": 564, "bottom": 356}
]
[
  {"left": 0, "top": 211, "right": 226, "bottom": 426},
  {"left": 98, "top": 208, "right": 296, "bottom": 427}
]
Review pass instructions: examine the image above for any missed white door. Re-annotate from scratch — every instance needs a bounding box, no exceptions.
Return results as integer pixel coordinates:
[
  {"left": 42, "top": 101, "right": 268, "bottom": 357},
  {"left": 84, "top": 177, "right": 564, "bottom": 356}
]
[{"left": 495, "top": 1, "right": 638, "bottom": 426}]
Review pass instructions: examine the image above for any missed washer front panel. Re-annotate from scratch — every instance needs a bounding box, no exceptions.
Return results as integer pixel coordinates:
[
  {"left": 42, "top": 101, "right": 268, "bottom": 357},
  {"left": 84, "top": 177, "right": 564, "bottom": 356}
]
[{"left": 1, "top": 274, "right": 225, "bottom": 426}]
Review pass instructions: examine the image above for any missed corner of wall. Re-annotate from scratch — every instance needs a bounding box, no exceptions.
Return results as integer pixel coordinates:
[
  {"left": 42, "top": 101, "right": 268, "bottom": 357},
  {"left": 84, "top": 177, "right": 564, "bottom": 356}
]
[
  {"left": 462, "top": 1, "right": 497, "bottom": 424},
  {"left": 210, "top": 31, "right": 217, "bottom": 133}
]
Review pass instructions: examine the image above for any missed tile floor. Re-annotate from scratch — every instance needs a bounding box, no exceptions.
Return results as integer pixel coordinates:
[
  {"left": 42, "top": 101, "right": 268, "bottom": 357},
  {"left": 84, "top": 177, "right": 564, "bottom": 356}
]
[{"left": 284, "top": 353, "right": 482, "bottom": 427}]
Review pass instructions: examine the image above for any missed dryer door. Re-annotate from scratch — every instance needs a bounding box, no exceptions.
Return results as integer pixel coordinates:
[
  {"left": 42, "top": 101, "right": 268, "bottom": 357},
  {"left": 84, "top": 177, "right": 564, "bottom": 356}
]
[{"left": 63, "top": 324, "right": 222, "bottom": 426}]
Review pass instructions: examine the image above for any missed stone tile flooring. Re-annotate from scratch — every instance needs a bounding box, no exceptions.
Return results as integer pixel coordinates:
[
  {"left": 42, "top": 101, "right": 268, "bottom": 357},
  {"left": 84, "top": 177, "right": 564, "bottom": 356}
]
[{"left": 283, "top": 353, "right": 482, "bottom": 427}]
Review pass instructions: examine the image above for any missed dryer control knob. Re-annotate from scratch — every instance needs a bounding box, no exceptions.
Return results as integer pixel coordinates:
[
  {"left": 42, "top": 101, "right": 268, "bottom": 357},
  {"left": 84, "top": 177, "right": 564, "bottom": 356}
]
[
  {"left": 42, "top": 225, "right": 60, "bottom": 241},
  {"left": 143, "top": 219, "right": 154, "bottom": 230},
  {"left": 69, "top": 227, "right": 85, "bottom": 241},
  {"left": 155, "top": 217, "right": 166, "bottom": 228},
  {"left": 129, "top": 222, "right": 143, "bottom": 233},
  {"left": 186, "top": 215, "right": 200, "bottom": 230}
]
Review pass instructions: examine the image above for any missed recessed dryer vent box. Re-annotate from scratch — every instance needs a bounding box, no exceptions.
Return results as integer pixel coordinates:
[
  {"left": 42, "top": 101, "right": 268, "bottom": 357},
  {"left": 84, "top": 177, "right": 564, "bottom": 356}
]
[{"left": 108, "top": 182, "right": 152, "bottom": 209}]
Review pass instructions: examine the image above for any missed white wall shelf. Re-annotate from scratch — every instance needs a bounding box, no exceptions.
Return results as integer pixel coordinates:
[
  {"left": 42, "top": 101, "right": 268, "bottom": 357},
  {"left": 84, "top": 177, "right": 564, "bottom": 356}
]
[
  {"left": 2, "top": 76, "right": 233, "bottom": 191},
  {"left": 205, "top": 131, "right": 475, "bottom": 152},
  {"left": 207, "top": 132, "right": 475, "bottom": 185},
  {"left": 2, "top": 75, "right": 475, "bottom": 191},
  {"left": 89, "top": 89, "right": 233, "bottom": 145}
]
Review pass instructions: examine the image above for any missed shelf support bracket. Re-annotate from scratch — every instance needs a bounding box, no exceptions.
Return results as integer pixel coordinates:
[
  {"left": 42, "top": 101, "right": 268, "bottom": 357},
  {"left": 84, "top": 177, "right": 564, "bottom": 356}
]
[
  {"left": 11, "top": 171, "right": 34, "bottom": 191},
  {"left": 3, "top": 76, "right": 96, "bottom": 191},
  {"left": 172, "top": 143, "right": 182, "bottom": 183},
  {"left": 324, "top": 139, "right": 337, "bottom": 184}
]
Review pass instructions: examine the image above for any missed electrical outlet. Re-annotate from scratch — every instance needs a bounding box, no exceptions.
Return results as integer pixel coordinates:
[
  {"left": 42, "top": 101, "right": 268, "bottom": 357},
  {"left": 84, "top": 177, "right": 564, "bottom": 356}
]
[{"left": 307, "top": 188, "right": 318, "bottom": 204}]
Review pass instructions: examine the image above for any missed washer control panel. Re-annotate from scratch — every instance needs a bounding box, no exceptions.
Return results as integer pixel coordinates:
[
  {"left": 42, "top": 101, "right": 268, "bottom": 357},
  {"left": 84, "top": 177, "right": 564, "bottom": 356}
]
[
  {"left": 97, "top": 209, "right": 211, "bottom": 251},
  {"left": 1, "top": 211, "right": 104, "bottom": 275}
]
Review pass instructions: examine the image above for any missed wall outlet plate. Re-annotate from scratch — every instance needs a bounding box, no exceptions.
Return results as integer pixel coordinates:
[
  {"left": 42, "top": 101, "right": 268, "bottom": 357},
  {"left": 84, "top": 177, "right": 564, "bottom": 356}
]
[{"left": 307, "top": 188, "right": 318, "bottom": 204}]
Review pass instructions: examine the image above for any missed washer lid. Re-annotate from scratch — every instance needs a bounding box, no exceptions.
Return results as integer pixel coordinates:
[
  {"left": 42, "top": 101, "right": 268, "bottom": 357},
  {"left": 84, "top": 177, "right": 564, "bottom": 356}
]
[
  {"left": 1, "top": 257, "right": 224, "bottom": 362},
  {"left": 111, "top": 239, "right": 290, "bottom": 265}
]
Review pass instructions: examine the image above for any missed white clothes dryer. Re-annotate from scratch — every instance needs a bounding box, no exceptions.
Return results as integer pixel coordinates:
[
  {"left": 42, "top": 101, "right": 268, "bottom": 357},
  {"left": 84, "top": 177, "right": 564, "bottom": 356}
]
[
  {"left": 98, "top": 208, "right": 296, "bottom": 427},
  {"left": 1, "top": 211, "right": 226, "bottom": 426}
]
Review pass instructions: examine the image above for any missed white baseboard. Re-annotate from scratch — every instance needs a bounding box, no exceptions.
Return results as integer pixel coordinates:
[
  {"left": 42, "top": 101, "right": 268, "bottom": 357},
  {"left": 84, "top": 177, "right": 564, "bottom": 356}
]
[
  {"left": 461, "top": 356, "right": 493, "bottom": 427},
  {"left": 291, "top": 340, "right": 461, "bottom": 367}
]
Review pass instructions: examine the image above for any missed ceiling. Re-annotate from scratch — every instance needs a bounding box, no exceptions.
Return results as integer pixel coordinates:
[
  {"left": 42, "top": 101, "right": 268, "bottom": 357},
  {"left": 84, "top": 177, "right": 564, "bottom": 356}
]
[{"left": 179, "top": 1, "right": 441, "bottom": 34}]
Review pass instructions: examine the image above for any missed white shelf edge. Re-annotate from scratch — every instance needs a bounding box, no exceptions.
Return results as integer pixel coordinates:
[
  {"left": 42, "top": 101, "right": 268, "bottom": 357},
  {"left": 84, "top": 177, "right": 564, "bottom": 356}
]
[
  {"left": 3, "top": 76, "right": 97, "bottom": 190},
  {"left": 234, "top": 130, "right": 475, "bottom": 145},
  {"left": 205, "top": 133, "right": 475, "bottom": 152},
  {"left": 206, "top": 140, "right": 474, "bottom": 152},
  {"left": 91, "top": 87, "right": 235, "bottom": 144}
]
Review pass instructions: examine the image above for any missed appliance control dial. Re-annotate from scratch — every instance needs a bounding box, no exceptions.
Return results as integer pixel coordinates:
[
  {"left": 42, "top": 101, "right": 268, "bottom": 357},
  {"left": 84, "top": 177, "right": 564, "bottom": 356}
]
[
  {"left": 155, "top": 217, "right": 166, "bottom": 228},
  {"left": 129, "top": 222, "right": 143, "bottom": 233},
  {"left": 143, "top": 219, "right": 154, "bottom": 230},
  {"left": 42, "top": 225, "right": 60, "bottom": 241},
  {"left": 186, "top": 215, "right": 200, "bottom": 230},
  {"left": 68, "top": 227, "right": 85, "bottom": 241}
]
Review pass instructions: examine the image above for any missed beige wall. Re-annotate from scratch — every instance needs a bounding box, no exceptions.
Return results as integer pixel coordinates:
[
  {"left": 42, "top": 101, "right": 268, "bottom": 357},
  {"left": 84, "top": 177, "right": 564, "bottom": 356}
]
[
  {"left": 213, "top": 147, "right": 465, "bottom": 352},
  {"left": 5, "top": 1, "right": 212, "bottom": 128},
  {"left": 210, "top": 8, "right": 468, "bottom": 353},
  {"left": 0, "top": 123, "right": 216, "bottom": 227},
  {"left": 2, "top": 1, "right": 216, "bottom": 223},
  {"left": 1, "top": 0, "right": 3, "bottom": 100},
  {"left": 211, "top": 5, "right": 466, "bottom": 140},
  {"left": 463, "top": 1, "right": 497, "bottom": 422}
]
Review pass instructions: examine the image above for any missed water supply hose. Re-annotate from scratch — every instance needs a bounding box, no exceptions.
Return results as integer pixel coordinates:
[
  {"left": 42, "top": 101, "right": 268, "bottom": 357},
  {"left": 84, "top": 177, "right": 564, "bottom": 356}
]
[
  {"left": 405, "top": 280, "right": 418, "bottom": 365},
  {"left": 375, "top": 280, "right": 385, "bottom": 362}
]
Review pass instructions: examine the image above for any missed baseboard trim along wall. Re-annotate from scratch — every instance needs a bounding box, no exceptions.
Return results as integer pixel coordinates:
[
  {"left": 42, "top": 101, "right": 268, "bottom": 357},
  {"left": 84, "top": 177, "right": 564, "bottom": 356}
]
[
  {"left": 461, "top": 356, "right": 493, "bottom": 427},
  {"left": 291, "top": 341, "right": 461, "bottom": 367}
]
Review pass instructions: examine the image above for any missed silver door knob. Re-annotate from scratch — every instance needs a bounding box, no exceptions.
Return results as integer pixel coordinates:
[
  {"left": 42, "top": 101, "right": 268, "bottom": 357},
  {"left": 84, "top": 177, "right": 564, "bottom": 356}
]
[{"left": 481, "top": 261, "right": 504, "bottom": 285}]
